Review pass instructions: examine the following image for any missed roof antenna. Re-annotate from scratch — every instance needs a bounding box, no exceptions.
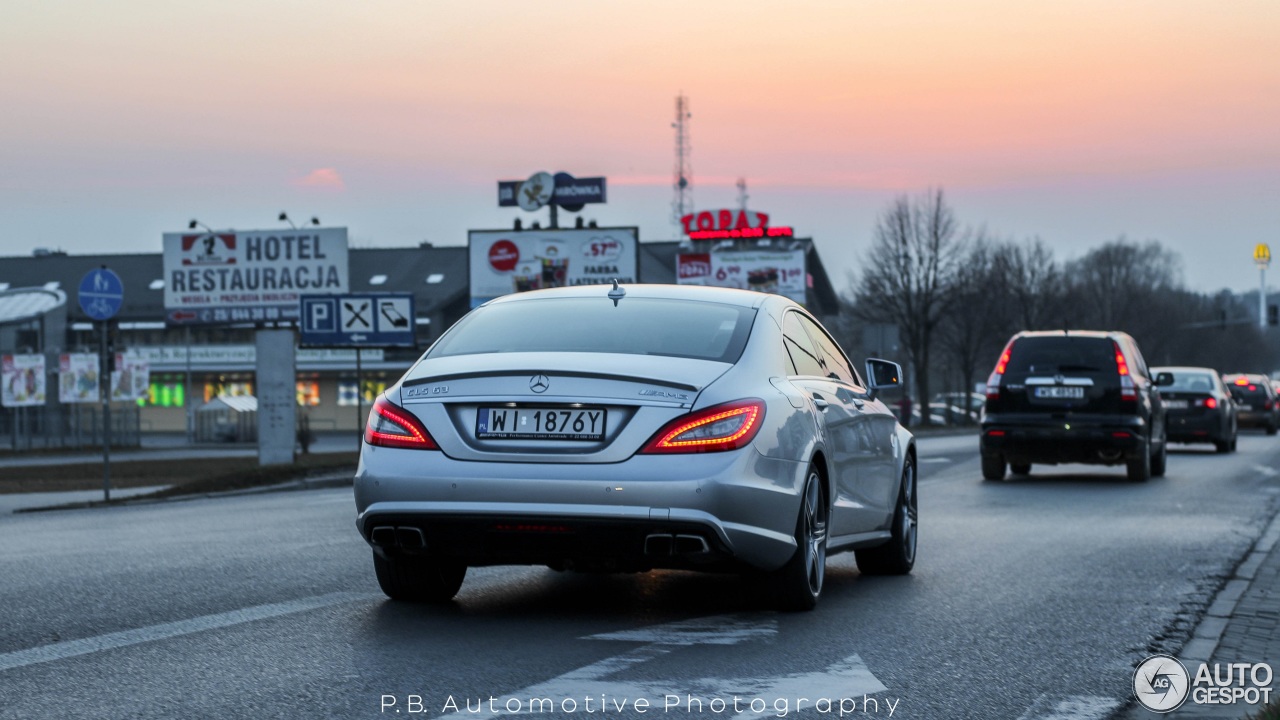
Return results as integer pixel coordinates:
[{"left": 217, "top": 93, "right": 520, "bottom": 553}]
[{"left": 608, "top": 279, "right": 626, "bottom": 306}]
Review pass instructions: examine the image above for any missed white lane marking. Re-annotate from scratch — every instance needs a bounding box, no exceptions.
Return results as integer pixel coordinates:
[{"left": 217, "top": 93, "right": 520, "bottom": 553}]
[
  {"left": 1253, "top": 465, "right": 1280, "bottom": 478},
  {"left": 434, "top": 614, "right": 886, "bottom": 720},
  {"left": 918, "top": 457, "right": 952, "bottom": 465},
  {"left": 0, "top": 591, "right": 371, "bottom": 673},
  {"left": 587, "top": 613, "right": 777, "bottom": 645},
  {"left": 1015, "top": 694, "right": 1120, "bottom": 720}
]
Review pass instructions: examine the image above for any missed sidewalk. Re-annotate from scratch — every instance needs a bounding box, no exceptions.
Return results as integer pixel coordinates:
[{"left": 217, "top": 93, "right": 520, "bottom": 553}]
[
  {"left": 1126, "top": 511, "right": 1280, "bottom": 719},
  {"left": 0, "top": 431, "right": 358, "bottom": 468}
]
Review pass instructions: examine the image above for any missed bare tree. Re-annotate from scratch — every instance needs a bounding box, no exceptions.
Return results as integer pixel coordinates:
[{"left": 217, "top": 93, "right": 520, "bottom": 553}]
[
  {"left": 938, "top": 238, "right": 1004, "bottom": 396},
  {"left": 1062, "top": 237, "right": 1182, "bottom": 330},
  {"left": 992, "top": 237, "right": 1065, "bottom": 331},
  {"left": 852, "top": 189, "right": 968, "bottom": 424}
]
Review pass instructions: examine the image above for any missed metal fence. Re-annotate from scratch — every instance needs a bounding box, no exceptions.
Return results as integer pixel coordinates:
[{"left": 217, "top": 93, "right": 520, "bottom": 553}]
[{"left": 0, "top": 404, "right": 141, "bottom": 452}]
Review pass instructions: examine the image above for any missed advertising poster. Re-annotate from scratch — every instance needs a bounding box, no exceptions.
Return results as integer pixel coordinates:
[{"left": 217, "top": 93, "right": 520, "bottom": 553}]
[
  {"left": 59, "top": 353, "right": 100, "bottom": 404},
  {"left": 110, "top": 354, "right": 151, "bottom": 402},
  {"left": 1, "top": 354, "right": 47, "bottom": 408},
  {"left": 161, "top": 227, "right": 350, "bottom": 325},
  {"left": 676, "top": 248, "right": 807, "bottom": 304},
  {"left": 468, "top": 227, "right": 639, "bottom": 307}
]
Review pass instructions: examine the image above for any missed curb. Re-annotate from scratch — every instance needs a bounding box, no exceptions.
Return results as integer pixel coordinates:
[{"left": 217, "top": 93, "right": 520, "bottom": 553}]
[{"left": 14, "top": 472, "right": 354, "bottom": 514}]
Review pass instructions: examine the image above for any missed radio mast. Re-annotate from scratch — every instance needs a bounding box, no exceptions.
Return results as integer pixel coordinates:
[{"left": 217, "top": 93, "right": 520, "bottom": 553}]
[{"left": 671, "top": 94, "right": 693, "bottom": 233}]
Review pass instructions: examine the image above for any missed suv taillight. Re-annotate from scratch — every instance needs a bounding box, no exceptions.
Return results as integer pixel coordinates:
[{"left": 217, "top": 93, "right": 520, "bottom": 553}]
[
  {"left": 986, "top": 341, "right": 1014, "bottom": 401},
  {"left": 1114, "top": 342, "right": 1137, "bottom": 404}
]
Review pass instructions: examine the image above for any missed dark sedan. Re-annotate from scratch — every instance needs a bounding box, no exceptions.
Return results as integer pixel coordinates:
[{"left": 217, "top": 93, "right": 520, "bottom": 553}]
[
  {"left": 1151, "top": 366, "right": 1237, "bottom": 453},
  {"left": 1223, "top": 373, "right": 1280, "bottom": 435}
]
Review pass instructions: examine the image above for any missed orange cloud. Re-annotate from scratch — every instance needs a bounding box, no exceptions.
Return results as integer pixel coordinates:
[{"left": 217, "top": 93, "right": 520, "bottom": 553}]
[{"left": 294, "top": 168, "right": 345, "bottom": 190}]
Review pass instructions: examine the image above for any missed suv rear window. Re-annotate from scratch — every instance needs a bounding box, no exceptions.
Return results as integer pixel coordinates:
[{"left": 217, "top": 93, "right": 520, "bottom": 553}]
[
  {"left": 428, "top": 297, "right": 756, "bottom": 363},
  {"left": 1005, "top": 337, "right": 1116, "bottom": 375}
]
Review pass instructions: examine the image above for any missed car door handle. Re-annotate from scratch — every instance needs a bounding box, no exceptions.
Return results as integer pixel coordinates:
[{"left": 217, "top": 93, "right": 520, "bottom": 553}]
[{"left": 812, "top": 396, "right": 829, "bottom": 411}]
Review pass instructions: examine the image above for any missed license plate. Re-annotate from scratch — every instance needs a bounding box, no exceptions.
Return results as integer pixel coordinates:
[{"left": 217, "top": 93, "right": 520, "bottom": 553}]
[
  {"left": 1164, "top": 399, "right": 1189, "bottom": 409},
  {"left": 477, "top": 407, "right": 606, "bottom": 441},
  {"left": 1034, "top": 386, "right": 1084, "bottom": 399}
]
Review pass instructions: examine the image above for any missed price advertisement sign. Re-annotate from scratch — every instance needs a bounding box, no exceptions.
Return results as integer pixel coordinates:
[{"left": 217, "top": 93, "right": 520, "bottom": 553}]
[
  {"left": 2, "top": 354, "right": 47, "bottom": 408},
  {"left": 468, "top": 227, "right": 639, "bottom": 307},
  {"left": 676, "top": 249, "right": 807, "bottom": 304},
  {"left": 59, "top": 353, "right": 100, "bottom": 404}
]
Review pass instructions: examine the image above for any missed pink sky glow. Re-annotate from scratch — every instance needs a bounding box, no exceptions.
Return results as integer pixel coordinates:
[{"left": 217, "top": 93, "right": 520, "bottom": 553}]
[{"left": 1, "top": 0, "right": 1278, "bottom": 292}]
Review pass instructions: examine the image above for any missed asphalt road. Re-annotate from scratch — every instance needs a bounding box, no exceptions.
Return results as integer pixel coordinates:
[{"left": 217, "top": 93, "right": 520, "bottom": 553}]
[{"left": 2, "top": 431, "right": 1278, "bottom": 719}]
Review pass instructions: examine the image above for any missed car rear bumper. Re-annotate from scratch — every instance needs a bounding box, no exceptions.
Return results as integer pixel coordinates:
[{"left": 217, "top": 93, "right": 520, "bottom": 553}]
[
  {"left": 353, "top": 446, "right": 806, "bottom": 572},
  {"left": 1236, "top": 410, "right": 1278, "bottom": 428},
  {"left": 1166, "top": 412, "right": 1227, "bottom": 443},
  {"left": 980, "top": 415, "right": 1146, "bottom": 465}
]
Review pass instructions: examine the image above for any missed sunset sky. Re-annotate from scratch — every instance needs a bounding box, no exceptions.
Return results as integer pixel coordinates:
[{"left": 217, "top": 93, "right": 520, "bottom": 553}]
[{"left": 2, "top": 0, "right": 1278, "bottom": 293}]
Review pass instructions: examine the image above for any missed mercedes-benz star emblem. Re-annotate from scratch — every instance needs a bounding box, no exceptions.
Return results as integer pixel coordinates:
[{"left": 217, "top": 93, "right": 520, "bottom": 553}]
[{"left": 530, "top": 374, "right": 550, "bottom": 393}]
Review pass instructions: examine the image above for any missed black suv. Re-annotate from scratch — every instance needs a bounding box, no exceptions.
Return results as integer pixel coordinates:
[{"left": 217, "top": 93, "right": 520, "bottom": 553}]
[{"left": 980, "top": 330, "right": 1172, "bottom": 482}]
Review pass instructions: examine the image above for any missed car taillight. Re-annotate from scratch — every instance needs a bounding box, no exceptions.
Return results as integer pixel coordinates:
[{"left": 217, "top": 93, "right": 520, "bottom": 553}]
[
  {"left": 639, "top": 399, "right": 765, "bottom": 454},
  {"left": 986, "top": 341, "right": 1014, "bottom": 401},
  {"left": 1114, "top": 342, "right": 1137, "bottom": 403},
  {"left": 1204, "top": 397, "right": 1218, "bottom": 409},
  {"left": 364, "top": 395, "right": 438, "bottom": 450}
]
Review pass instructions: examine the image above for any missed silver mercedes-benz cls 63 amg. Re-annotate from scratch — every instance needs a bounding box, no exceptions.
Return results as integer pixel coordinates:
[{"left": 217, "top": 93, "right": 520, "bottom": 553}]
[{"left": 354, "top": 283, "right": 916, "bottom": 610}]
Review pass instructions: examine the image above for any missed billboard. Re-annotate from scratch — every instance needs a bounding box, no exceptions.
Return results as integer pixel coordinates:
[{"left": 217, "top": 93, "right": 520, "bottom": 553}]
[
  {"left": 2, "top": 354, "right": 46, "bottom": 407},
  {"left": 468, "top": 227, "right": 639, "bottom": 307},
  {"left": 59, "top": 353, "right": 100, "bottom": 404},
  {"left": 161, "top": 227, "right": 349, "bottom": 325},
  {"left": 677, "top": 248, "right": 807, "bottom": 304}
]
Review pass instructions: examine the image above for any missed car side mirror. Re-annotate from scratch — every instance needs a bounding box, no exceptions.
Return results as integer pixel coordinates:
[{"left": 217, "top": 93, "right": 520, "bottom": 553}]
[
  {"left": 1155, "top": 372, "right": 1175, "bottom": 387},
  {"left": 865, "top": 358, "right": 903, "bottom": 400}
]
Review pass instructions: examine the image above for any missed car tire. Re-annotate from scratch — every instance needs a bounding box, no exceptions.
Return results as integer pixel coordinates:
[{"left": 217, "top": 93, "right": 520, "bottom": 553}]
[
  {"left": 1214, "top": 438, "right": 1231, "bottom": 454},
  {"left": 1126, "top": 445, "right": 1151, "bottom": 483},
  {"left": 1230, "top": 434, "right": 1238, "bottom": 452},
  {"left": 1150, "top": 434, "right": 1167, "bottom": 478},
  {"left": 1009, "top": 462, "right": 1031, "bottom": 476},
  {"left": 373, "top": 551, "right": 466, "bottom": 603},
  {"left": 981, "top": 452, "right": 1006, "bottom": 481},
  {"left": 855, "top": 455, "right": 917, "bottom": 577},
  {"left": 1267, "top": 422, "right": 1278, "bottom": 436},
  {"left": 771, "top": 466, "right": 828, "bottom": 612}
]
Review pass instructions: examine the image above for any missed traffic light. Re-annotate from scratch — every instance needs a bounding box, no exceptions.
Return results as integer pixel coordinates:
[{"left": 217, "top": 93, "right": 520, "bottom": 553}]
[{"left": 1269, "top": 304, "right": 1278, "bottom": 326}]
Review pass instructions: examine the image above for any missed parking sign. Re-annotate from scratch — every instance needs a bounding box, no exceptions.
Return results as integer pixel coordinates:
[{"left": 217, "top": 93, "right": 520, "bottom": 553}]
[{"left": 299, "top": 294, "right": 416, "bottom": 347}]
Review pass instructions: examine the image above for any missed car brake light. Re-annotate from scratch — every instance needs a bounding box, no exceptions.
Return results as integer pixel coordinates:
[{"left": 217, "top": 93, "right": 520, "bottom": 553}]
[
  {"left": 1204, "top": 397, "right": 1217, "bottom": 409},
  {"left": 365, "top": 395, "right": 439, "bottom": 450},
  {"left": 1235, "top": 377, "right": 1249, "bottom": 386},
  {"left": 1114, "top": 342, "right": 1136, "bottom": 402},
  {"left": 639, "top": 399, "right": 765, "bottom": 454},
  {"left": 986, "top": 341, "right": 1014, "bottom": 400}
]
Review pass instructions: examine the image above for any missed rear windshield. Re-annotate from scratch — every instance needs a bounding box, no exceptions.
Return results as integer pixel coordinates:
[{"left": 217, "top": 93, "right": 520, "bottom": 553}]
[
  {"left": 1006, "top": 337, "right": 1116, "bottom": 375},
  {"left": 428, "top": 297, "right": 756, "bottom": 363},
  {"left": 1164, "top": 372, "right": 1217, "bottom": 392}
]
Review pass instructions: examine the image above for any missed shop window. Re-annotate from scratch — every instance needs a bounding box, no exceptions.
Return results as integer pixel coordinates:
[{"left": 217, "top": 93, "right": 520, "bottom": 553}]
[
  {"left": 138, "top": 378, "right": 186, "bottom": 408},
  {"left": 296, "top": 381, "right": 320, "bottom": 407},
  {"left": 338, "top": 379, "right": 387, "bottom": 406},
  {"left": 204, "top": 380, "right": 254, "bottom": 403}
]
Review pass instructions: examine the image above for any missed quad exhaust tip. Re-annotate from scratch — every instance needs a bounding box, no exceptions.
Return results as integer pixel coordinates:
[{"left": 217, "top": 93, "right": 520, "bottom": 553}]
[
  {"left": 645, "top": 533, "right": 710, "bottom": 556},
  {"left": 370, "top": 526, "right": 426, "bottom": 551}
]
